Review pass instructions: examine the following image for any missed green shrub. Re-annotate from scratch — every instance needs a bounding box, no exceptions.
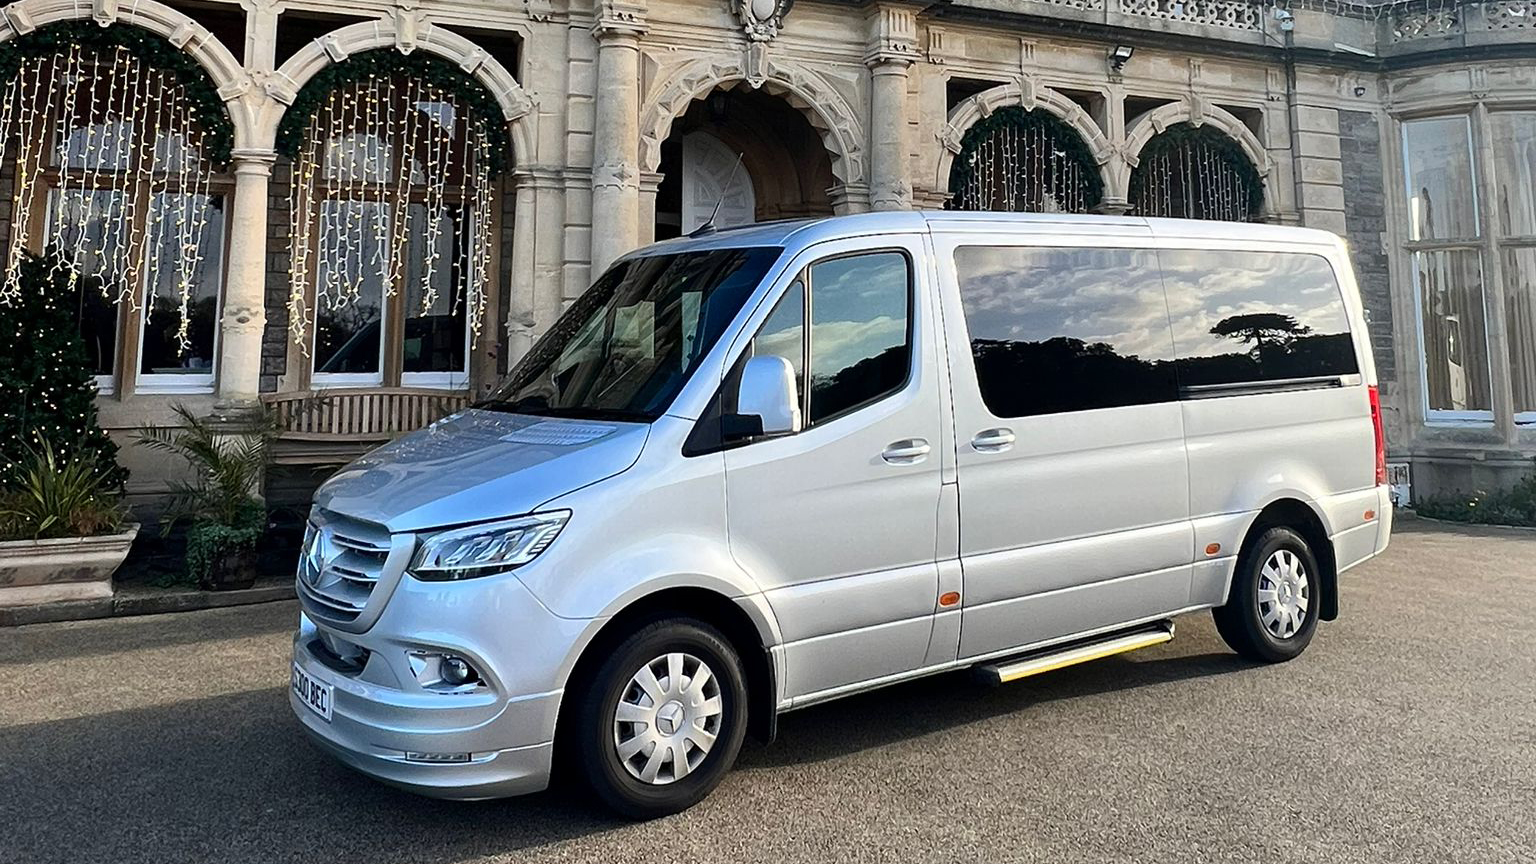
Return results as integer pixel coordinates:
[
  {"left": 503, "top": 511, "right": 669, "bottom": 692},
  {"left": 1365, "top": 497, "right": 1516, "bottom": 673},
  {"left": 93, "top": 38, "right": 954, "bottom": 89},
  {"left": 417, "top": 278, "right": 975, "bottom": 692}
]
[
  {"left": 184, "top": 505, "right": 265, "bottom": 586},
  {"left": 0, "top": 441, "right": 126, "bottom": 540},
  {"left": 1416, "top": 474, "right": 1536, "bottom": 527}
]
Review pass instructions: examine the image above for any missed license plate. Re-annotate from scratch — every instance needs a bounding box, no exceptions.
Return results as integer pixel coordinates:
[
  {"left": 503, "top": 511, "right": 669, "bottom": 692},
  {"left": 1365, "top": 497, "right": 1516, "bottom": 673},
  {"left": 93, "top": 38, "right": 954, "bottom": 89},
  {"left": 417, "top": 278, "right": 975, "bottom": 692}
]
[{"left": 292, "top": 662, "right": 333, "bottom": 722}]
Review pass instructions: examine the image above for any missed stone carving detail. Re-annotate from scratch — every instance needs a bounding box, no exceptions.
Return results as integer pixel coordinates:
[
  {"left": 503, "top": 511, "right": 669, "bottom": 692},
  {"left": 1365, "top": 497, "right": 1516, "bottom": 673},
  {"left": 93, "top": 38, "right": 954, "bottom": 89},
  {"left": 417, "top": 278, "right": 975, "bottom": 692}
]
[
  {"left": 732, "top": 0, "right": 795, "bottom": 42},
  {"left": 394, "top": 0, "right": 424, "bottom": 54},
  {"left": 592, "top": 161, "right": 640, "bottom": 191},
  {"left": 594, "top": 0, "right": 647, "bottom": 38},
  {"left": 866, "top": 5, "right": 919, "bottom": 66},
  {"left": 4, "top": 4, "right": 38, "bottom": 35},
  {"left": 1485, "top": 1, "right": 1535, "bottom": 29},
  {"left": 1391, "top": 8, "right": 1462, "bottom": 41},
  {"left": 221, "top": 305, "right": 267, "bottom": 335},
  {"left": 1121, "top": 0, "right": 1261, "bottom": 31},
  {"left": 93, "top": 0, "right": 118, "bottom": 27}
]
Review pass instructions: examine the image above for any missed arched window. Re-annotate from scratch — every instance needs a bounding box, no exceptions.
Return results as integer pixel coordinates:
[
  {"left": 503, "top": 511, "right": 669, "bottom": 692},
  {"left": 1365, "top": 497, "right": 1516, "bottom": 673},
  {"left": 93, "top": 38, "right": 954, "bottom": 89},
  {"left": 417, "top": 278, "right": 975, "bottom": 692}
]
[
  {"left": 283, "top": 54, "right": 502, "bottom": 389},
  {"left": 1130, "top": 122, "right": 1264, "bottom": 222},
  {"left": 0, "top": 25, "right": 233, "bottom": 395},
  {"left": 948, "top": 106, "right": 1103, "bottom": 213}
]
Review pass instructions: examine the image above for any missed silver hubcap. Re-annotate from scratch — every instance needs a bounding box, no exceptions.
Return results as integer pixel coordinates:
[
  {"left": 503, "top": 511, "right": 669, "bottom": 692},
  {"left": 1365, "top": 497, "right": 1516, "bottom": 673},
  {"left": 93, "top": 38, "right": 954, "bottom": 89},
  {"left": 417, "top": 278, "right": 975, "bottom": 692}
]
[
  {"left": 1258, "top": 549, "right": 1310, "bottom": 640},
  {"left": 613, "top": 652, "right": 723, "bottom": 785}
]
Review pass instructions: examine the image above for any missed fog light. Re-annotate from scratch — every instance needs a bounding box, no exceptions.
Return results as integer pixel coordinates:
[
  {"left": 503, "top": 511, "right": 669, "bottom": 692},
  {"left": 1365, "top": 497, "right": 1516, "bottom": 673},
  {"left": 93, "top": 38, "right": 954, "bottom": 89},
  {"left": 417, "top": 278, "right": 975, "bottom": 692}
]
[
  {"left": 405, "top": 751, "right": 471, "bottom": 764},
  {"left": 441, "top": 655, "right": 477, "bottom": 686}
]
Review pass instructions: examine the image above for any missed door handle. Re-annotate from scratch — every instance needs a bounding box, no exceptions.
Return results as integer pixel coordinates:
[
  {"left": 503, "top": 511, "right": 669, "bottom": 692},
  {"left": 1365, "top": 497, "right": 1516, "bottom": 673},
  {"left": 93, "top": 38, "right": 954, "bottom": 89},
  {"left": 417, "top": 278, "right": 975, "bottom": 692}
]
[
  {"left": 881, "top": 438, "right": 931, "bottom": 464},
  {"left": 971, "top": 427, "right": 1016, "bottom": 453}
]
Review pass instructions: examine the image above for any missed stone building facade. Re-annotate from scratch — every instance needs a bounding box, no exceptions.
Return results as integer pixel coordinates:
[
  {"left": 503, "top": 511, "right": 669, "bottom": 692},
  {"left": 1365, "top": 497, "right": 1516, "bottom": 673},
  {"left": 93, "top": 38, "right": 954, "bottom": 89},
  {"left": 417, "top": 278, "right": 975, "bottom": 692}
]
[{"left": 0, "top": 0, "right": 1531, "bottom": 504}]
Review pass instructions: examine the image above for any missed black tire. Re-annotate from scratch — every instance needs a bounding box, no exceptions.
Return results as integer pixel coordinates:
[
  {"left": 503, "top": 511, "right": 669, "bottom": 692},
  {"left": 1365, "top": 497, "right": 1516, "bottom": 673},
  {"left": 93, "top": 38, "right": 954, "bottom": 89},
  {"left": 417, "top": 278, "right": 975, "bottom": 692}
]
[
  {"left": 572, "top": 616, "right": 748, "bottom": 819},
  {"left": 1213, "top": 526, "right": 1322, "bottom": 663}
]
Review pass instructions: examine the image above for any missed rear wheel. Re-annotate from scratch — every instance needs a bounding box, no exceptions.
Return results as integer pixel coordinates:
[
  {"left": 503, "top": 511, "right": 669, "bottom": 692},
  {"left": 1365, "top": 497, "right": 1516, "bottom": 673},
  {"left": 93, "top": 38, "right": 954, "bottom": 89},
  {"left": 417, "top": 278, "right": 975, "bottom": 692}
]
[
  {"left": 1214, "top": 526, "right": 1321, "bottom": 663},
  {"left": 572, "top": 617, "right": 748, "bottom": 819}
]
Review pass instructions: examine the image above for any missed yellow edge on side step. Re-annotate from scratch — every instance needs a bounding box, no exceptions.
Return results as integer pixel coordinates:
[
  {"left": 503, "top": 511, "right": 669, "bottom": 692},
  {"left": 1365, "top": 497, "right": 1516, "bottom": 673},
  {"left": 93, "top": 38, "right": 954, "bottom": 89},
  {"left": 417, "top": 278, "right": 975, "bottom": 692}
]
[{"left": 992, "top": 629, "right": 1174, "bottom": 683}]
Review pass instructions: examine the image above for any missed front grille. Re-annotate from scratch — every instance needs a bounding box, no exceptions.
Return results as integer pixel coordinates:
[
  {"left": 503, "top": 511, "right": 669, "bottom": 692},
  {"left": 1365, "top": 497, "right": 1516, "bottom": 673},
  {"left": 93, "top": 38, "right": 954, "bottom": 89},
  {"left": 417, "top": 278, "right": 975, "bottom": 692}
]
[{"left": 298, "top": 511, "right": 394, "bottom": 624}]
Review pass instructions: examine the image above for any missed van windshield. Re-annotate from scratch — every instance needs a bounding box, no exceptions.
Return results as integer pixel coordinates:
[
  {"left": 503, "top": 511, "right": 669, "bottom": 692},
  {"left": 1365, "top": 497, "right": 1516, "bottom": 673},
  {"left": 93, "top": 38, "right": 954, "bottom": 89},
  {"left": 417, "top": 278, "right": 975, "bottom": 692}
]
[{"left": 480, "top": 247, "right": 782, "bottom": 422}]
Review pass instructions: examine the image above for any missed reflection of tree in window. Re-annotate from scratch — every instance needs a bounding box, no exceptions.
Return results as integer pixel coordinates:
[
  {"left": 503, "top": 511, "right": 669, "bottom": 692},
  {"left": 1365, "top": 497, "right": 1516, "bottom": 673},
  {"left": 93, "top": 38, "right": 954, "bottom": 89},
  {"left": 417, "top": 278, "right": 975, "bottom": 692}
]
[
  {"left": 954, "top": 246, "right": 1176, "bottom": 418},
  {"left": 1161, "top": 250, "right": 1359, "bottom": 387}
]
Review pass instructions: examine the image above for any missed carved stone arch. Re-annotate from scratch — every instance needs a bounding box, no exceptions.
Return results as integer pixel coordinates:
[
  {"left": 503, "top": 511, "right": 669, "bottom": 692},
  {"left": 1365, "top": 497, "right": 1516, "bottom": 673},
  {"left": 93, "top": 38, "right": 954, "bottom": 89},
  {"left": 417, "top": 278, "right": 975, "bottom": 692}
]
[
  {"left": 0, "top": 0, "right": 249, "bottom": 143},
  {"left": 270, "top": 19, "right": 535, "bottom": 169},
  {"left": 934, "top": 80, "right": 1112, "bottom": 196},
  {"left": 637, "top": 55, "right": 865, "bottom": 187},
  {"left": 1124, "top": 100, "right": 1275, "bottom": 215}
]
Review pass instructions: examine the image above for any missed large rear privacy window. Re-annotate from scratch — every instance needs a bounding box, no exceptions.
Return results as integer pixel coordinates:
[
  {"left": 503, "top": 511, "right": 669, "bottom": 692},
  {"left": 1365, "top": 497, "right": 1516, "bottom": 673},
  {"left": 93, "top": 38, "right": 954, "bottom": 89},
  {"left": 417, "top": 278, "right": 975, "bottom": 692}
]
[
  {"left": 953, "top": 245, "right": 1359, "bottom": 418},
  {"left": 1159, "top": 249, "right": 1359, "bottom": 388}
]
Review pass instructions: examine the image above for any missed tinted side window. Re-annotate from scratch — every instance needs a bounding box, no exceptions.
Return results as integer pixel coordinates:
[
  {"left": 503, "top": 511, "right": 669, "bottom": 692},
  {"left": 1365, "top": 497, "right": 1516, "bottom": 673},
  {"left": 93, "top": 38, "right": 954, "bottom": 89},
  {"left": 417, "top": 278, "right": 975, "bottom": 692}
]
[
  {"left": 954, "top": 246, "right": 1177, "bottom": 418},
  {"left": 807, "top": 252, "right": 912, "bottom": 423},
  {"left": 1160, "top": 250, "right": 1360, "bottom": 388},
  {"left": 752, "top": 279, "right": 805, "bottom": 397}
]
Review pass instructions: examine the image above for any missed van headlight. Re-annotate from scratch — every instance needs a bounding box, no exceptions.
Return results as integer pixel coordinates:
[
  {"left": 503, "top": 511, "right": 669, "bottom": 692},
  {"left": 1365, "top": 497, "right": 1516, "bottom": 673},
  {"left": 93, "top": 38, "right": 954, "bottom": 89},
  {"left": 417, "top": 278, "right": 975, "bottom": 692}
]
[{"left": 410, "top": 511, "right": 570, "bottom": 580}]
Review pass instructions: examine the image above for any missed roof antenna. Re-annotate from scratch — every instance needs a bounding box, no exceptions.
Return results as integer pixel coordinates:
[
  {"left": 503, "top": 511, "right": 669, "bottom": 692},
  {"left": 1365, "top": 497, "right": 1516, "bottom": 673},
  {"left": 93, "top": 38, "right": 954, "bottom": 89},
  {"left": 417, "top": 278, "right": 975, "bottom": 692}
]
[{"left": 688, "top": 153, "right": 745, "bottom": 238}]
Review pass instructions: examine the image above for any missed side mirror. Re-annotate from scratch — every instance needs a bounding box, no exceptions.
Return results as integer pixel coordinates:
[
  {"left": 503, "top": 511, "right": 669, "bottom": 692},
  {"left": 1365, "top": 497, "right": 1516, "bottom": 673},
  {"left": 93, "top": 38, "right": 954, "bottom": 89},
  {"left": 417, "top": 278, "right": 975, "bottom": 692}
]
[{"left": 734, "top": 355, "right": 802, "bottom": 437}]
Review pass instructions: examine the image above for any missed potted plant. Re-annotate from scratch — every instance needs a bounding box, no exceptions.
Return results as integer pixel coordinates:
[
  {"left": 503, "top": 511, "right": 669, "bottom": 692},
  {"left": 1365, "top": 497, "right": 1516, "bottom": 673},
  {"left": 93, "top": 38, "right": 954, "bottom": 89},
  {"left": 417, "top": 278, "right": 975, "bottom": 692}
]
[
  {"left": 0, "top": 250, "right": 135, "bottom": 606},
  {"left": 136, "top": 405, "right": 272, "bottom": 591},
  {"left": 0, "top": 442, "right": 137, "bottom": 606}
]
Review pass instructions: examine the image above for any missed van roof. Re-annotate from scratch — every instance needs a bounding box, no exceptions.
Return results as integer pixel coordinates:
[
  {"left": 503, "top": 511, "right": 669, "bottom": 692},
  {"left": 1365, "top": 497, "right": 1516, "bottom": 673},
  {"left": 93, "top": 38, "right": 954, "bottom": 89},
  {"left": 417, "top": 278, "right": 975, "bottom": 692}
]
[{"left": 630, "top": 212, "right": 1343, "bottom": 258}]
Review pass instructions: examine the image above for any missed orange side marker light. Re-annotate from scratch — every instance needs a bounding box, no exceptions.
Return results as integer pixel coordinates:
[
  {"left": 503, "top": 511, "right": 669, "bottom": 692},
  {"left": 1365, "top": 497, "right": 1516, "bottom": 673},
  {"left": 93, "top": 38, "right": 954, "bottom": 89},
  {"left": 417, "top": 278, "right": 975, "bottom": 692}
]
[
  {"left": 939, "top": 591, "right": 961, "bottom": 608},
  {"left": 1364, "top": 509, "right": 1376, "bottom": 521},
  {"left": 1204, "top": 543, "right": 1222, "bottom": 556}
]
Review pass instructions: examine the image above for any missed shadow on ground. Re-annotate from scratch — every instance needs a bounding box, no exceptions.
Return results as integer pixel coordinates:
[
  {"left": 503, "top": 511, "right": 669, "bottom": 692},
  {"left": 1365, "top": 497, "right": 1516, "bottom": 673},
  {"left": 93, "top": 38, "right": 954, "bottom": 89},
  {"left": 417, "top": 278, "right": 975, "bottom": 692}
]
[{"left": 0, "top": 647, "right": 1254, "bottom": 864}]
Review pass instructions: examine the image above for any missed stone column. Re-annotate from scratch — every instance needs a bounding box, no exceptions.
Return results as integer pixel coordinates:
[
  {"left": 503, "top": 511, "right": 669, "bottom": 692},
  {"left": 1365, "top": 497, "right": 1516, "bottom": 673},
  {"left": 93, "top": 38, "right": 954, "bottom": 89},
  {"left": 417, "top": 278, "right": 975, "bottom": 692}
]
[
  {"left": 214, "top": 150, "right": 275, "bottom": 414},
  {"left": 589, "top": 2, "right": 647, "bottom": 276},
  {"left": 865, "top": 5, "right": 919, "bottom": 211},
  {"left": 638, "top": 170, "right": 664, "bottom": 245}
]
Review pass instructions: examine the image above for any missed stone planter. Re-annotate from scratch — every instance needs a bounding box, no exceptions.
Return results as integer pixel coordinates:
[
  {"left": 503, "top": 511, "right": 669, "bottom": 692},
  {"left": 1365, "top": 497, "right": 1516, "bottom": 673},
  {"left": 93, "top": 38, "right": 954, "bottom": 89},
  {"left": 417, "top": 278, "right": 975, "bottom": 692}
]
[{"left": 0, "top": 524, "right": 139, "bottom": 607}]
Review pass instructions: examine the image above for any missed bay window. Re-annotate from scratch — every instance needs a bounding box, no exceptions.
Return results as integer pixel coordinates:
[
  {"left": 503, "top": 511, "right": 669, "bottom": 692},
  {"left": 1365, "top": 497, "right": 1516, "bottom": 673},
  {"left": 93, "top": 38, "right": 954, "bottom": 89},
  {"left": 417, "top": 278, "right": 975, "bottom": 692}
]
[{"left": 1402, "top": 115, "right": 1491, "bottom": 419}]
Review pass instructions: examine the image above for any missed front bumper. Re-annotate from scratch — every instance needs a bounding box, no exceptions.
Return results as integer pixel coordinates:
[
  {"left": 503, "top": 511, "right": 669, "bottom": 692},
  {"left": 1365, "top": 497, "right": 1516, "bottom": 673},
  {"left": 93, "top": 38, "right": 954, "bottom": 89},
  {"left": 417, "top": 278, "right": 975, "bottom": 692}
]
[
  {"left": 289, "top": 570, "right": 591, "bottom": 800},
  {"left": 291, "top": 635, "right": 557, "bottom": 799}
]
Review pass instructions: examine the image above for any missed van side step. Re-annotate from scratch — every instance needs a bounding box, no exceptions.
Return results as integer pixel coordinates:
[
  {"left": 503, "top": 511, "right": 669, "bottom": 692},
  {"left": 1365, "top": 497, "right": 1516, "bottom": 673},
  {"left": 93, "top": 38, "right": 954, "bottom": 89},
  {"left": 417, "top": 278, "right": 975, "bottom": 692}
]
[{"left": 977, "top": 621, "right": 1176, "bottom": 684}]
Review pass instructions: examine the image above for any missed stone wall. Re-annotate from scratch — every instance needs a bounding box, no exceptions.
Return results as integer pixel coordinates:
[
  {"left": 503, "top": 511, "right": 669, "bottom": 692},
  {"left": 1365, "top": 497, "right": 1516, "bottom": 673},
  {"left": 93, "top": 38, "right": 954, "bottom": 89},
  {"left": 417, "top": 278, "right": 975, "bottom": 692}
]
[
  {"left": 1338, "top": 108, "right": 1395, "bottom": 385},
  {"left": 260, "top": 159, "right": 293, "bottom": 393}
]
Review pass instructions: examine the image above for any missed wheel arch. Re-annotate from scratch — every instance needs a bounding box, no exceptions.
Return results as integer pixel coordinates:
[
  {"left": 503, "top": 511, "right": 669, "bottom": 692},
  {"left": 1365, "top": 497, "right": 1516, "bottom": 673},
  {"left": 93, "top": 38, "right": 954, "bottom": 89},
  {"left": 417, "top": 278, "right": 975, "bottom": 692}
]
[
  {"left": 1238, "top": 497, "right": 1339, "bottom": 621},
  {"left": 555, "top": 586, "right": 780, "bottom": 757}
]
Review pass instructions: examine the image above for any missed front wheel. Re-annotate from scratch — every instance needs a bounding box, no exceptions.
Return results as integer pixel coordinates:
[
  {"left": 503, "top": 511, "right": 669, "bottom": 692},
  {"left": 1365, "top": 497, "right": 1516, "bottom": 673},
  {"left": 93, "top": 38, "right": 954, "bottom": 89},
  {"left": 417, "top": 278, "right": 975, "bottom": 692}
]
[
  {"left": 571, "top": 617, "right": 748, "bottom": 819},
  {"left": 1213, "top": 526, "right": 1321, "bottom": 663}
]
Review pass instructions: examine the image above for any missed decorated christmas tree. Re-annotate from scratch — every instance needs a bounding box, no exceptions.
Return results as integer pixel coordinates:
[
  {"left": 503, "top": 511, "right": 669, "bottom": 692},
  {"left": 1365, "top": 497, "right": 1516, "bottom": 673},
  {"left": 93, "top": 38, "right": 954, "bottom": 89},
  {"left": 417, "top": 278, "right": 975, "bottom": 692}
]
[{"left": 0, "top": 250, "right": 127, "bottom": 490}]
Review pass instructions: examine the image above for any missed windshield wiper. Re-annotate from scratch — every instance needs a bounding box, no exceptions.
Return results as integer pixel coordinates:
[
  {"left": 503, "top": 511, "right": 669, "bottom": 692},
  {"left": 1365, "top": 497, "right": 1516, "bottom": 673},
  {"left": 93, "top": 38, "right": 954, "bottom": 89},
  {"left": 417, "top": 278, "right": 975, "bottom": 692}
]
[
  {"left": 535, "top": 406, "right": 655, "bottom": 423},
  {"left": 469, "top": 401, "right": 653, "bottom": 423}
]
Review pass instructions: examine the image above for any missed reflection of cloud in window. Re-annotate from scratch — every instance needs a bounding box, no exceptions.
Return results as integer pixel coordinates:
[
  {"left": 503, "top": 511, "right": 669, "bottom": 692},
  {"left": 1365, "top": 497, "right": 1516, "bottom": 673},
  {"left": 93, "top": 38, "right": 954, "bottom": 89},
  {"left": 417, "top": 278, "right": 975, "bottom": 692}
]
[
  {"left": 956, "top": 247, "right": 1173, "bottom": 361},
  {"left": 811, "top": 316, "right": 904, "bottom": 376},
  {"left": 756, "top": 325, "right": 802, "bottom": 365},
  {"left": 811, "top": 255, "right": 907, "bottom": 322}
]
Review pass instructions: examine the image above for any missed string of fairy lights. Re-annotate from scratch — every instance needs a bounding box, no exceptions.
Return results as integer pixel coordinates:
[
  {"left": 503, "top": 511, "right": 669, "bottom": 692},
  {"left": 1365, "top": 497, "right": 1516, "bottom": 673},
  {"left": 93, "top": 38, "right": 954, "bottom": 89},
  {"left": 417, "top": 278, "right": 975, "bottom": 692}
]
[
  {"left": 952, "top": 111, "right": 1097, "bottom": 214},
  {"left": 0, "top": 45, "right": 217, "bottom": 358},
  {"left": 286, "top": 73, "right": 495, "bottom": 356}
]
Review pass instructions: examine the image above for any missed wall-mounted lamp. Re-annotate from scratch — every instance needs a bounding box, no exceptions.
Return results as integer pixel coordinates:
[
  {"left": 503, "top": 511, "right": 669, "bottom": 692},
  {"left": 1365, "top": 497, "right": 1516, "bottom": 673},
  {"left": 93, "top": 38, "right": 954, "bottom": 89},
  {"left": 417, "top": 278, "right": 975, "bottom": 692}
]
[
  {"left": 1108, "top": 45, "right": 1134, "bottom": 73},
  {"left": 707, "top": 89, "right": 731, "bottom": 122},
  {"left": 1273, "top": 8, "right": 1295, "bottom": 32}
]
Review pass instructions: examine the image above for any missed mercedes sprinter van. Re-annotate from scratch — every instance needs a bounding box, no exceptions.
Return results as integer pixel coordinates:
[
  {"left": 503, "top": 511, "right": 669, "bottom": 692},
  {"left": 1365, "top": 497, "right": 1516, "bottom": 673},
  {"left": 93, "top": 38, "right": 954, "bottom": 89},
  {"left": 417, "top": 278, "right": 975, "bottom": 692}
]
[{"left": 290, "top": 212, "right": 1392, "bottom": 818}]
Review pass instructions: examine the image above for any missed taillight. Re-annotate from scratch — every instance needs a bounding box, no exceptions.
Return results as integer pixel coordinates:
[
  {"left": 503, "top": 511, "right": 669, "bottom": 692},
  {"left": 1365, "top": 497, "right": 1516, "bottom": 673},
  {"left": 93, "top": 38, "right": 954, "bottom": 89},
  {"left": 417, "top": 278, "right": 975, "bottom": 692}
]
[{"left": 1368, "top": 385, "right": 1387, "bottom": 486}]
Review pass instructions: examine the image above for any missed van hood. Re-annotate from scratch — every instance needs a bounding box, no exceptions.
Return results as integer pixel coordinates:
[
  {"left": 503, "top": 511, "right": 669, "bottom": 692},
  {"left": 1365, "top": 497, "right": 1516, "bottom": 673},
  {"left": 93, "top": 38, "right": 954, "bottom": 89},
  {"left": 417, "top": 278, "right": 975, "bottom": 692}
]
[{"left": 313, "top": 409, "right": 650, "bottom": 533}]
